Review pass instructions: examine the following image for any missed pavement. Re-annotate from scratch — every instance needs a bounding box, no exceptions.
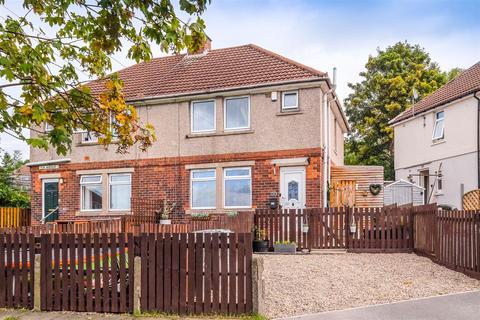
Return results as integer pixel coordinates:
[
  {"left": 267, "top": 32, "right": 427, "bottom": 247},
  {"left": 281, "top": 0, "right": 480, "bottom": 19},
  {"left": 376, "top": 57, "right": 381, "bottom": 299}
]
[{"left": 280, "top": 290, "right": 480, "bottom": 320}]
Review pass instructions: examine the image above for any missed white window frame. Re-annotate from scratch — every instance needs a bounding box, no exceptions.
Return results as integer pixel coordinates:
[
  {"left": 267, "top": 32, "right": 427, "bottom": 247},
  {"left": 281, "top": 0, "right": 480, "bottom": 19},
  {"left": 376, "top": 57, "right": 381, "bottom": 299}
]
[
  {"left": 190, "top": 169, "right": 217, "bottom": 209},
  {"left": 80, "top": 174, "right": 103, "bottom": 212},
  {"left": 432, "top": 111, "right": 445, "bottom": 141},
  {"left": 223, "top": 167, "right": 252, "bottom": 209},
  {"left": 45, "top": 123, "right": 54, "bottom": 132},
  {"left": 191, "top": 100, "right": 216, "bottom": 133},
  {"left": 282, "top": 91, "right": 299, "bottom": 110},
  {"left": 108, "top": 173, "right": 132, "bottom": 211},
  {"left": 224, "top": 96, "right": 251, "bottom": 131}
]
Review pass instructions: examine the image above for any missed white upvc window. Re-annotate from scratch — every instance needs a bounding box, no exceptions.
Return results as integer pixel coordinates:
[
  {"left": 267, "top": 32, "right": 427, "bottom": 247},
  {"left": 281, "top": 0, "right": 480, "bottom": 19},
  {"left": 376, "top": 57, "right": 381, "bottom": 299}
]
[
  {"left": 191, "top": 169, "right": 216, "bottom": 209},
  {"left": 81, "top": 131, "right": 98, "bottom": 143},
  {"left": 224, "top": 167, "right": 252, "bottom": 208},
  {"left": 224, "top": 96, "right": 250, "bottom": 130},
  {"left": 282, "top": 91, "right": 298, "bottom": 110},
  {"left": 45, "top": 123, "right": 54, "bottom": 132},
  {"left": 432, "top": 111, "right": 445, "bottom": 140},
  {"left": 80, "top": 175, "right": 103, "bottom": 211},
  {"left": 109, "top": 173, "right": 131, "bottom": 210},
  {"left": 191, "top": 100, "right": 216, "bottom": 133}
]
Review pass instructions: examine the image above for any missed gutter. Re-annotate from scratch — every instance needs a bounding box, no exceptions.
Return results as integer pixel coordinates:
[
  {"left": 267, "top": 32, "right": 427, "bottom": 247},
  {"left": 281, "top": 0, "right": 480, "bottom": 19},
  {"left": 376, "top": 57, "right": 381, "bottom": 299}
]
[
  {"left": 475, "top": 92, "right": 480, "bottom": 189},
  {"left": 26, "top": 158, "right": 71, "bottom": 167}
]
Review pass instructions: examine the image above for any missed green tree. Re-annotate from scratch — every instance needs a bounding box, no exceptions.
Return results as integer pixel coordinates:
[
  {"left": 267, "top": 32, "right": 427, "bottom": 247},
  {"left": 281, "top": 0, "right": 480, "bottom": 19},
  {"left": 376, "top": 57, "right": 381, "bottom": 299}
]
[
  {"left": 0, "top": 0, "right": 210, "bottom": 155},
  {"left": 344, "top": 41, "right": 453, "bottom": 180},
  {"left": 0, "top": 150, "right": 30, "bottom": 207}
]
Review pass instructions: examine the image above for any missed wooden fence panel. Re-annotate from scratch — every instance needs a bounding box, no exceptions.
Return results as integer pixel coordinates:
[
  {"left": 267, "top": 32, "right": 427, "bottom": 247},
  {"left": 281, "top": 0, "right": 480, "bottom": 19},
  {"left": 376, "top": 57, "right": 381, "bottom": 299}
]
[
  {"left": 0, "top": 232, "right": 35, "bottom": 309},
  {"left": 40, "top": 233, "right": 134, "bottom": 313},
  {"left": 0, "top": 208, "right": 31, "bottom": 228},
  {"left": 140, "top": 232, "right": 253, "bottom": 314}
]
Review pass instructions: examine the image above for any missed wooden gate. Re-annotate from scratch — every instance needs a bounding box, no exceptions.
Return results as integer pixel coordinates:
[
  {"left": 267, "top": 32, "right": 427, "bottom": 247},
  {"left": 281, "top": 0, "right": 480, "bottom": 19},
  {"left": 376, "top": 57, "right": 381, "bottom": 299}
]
[
  {"left": 140, "top": 233, "right": 253, "bottom": 314},
  {"left": 330, "top": 180, "right": 356, "bottom": 207},
  {"left": 40, "top": 233, "right": 134, "bottom": 313}
]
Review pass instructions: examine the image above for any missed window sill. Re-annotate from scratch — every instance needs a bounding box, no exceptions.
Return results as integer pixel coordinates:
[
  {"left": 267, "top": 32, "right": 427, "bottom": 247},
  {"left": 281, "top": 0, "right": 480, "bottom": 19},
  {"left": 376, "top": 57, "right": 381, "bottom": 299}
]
[
  {"left": 431, "top": 139, "right": 446, "bottom": 146},
  {"left": 186, "top": 129, "right": 254, "bottom": 139},
  {"left": 75, "top": 211, "right": 131, "bottom": 217},
  {"left": 276, "top": 110, "right": 303, "bottom": 116}
]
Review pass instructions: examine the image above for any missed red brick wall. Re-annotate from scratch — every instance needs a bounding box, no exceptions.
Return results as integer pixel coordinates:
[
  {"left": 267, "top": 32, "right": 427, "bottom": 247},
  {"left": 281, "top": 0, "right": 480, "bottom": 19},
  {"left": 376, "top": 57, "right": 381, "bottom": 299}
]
[{"left": 30, "top": 148, "right": 323, "bottom": 224}]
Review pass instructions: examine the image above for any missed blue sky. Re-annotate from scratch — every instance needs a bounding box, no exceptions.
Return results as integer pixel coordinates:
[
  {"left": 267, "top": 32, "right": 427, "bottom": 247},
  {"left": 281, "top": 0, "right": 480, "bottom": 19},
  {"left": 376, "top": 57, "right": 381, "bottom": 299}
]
[{"left": 0, "top": 0, "right": 479, "bottom": 158}]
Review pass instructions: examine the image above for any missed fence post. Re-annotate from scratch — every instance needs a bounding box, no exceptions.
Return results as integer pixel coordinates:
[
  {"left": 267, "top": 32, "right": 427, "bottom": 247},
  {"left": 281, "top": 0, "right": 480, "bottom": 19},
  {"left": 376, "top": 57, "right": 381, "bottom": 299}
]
[
  {"left": 33, "top": 253, "right": 41, "bottom": 311},
  {"left": 345, "top": 206, "right": 351, "bottom": 250},
  {"left": 133, "top": 256, "right": 142, "bottom": 313},
  {"left": 252, "top": 256, "right": 264, "bottom": 315}
]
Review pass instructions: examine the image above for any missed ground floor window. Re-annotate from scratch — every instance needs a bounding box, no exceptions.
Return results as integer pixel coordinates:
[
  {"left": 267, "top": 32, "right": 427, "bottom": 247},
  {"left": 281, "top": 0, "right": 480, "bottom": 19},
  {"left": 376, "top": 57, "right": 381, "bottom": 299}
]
[
  {"left": 224, "top": 167, "right": 252, "bottom": 208},
  {"left": 191, "top": 169, "right": 216, "bottom": 209},
  {"left": 80, "top": 175, "right": 103, "bottom": 211},
  {"left": 109, "top": 173, "right": 132, "bottom": 210}
]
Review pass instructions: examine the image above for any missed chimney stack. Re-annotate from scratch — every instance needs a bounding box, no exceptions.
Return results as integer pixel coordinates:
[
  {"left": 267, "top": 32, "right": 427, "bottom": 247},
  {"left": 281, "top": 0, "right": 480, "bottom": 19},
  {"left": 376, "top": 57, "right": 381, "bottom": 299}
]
[{"left": 188, "top": 36, "right": 211, "bottom": 55}]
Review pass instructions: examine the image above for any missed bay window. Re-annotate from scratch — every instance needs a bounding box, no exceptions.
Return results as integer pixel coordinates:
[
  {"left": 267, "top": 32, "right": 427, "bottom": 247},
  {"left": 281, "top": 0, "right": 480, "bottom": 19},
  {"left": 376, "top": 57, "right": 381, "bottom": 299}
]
[{"left": 191, "top": 169, "right": 216, "bottom": 209}]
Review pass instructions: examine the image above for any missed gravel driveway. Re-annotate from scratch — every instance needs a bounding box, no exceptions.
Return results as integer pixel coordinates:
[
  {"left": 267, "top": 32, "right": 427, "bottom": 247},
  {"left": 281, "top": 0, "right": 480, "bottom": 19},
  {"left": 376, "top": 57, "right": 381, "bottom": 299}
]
[{"left": 262, "top": 253, "right": 480, "bottom": 319}]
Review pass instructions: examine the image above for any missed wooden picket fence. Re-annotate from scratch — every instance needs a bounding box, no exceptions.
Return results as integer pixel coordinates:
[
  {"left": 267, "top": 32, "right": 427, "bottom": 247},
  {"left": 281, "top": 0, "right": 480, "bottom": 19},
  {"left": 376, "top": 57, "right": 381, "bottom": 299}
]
[
  {"left": 0, "top": 233, "right": 36, "bottom": 309},
  {"left": 0, "top": 207, "right": 31, "bottom": 228},
  {"left": 39, "top": 233, "right": 135, "bottom": 313},
  {"left": 140, "top": 232, "right": 253, "bottom": 314},
  {"left": 254, "top": 207, "right": 412, "bottom": 251}
]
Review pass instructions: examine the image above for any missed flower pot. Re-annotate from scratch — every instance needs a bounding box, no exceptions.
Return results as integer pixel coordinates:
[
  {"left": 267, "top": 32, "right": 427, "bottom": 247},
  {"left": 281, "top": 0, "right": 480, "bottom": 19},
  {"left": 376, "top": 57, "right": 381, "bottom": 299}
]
[
  {"left": 273, "top": 243, "right": 296, "bottom": 253},
  {"left": 253, "top": 240, "right": 269, "bottom": 252},
  {"left": 160, "top": 219, "right": 172, "bottom": 225},
  {"left": 350, "top": 224, "right": 357, "bottom": 233}
]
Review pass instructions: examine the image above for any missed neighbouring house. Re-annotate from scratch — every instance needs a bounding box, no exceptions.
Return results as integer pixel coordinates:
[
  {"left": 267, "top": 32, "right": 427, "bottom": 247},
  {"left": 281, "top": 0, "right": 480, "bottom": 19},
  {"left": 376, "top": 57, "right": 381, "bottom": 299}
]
[
  {"left": 11, "top": 165, "right": 31, "bottom": 192},
  {"left": 27, "top": 42, "right": 355, "bottom": 224},
  {"left": 390, "top": 61, "right": 480, "bottom": 209}
]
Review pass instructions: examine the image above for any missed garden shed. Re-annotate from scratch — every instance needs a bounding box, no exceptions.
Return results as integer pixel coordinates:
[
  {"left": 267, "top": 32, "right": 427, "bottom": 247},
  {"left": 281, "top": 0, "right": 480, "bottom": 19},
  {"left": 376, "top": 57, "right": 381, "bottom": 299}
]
[{"left": 384, "top": 179, "right": 424, "bottom": 206}]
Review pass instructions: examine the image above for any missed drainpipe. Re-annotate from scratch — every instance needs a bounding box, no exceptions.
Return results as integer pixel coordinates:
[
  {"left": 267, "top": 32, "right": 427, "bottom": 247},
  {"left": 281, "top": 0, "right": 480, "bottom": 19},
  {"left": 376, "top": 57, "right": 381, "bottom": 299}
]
[
  {"left": 474, "top": 92, "right": 480, "bottom": 189},
  {"left": 322, "top": 68, "right": 337, "bottom": 207}
]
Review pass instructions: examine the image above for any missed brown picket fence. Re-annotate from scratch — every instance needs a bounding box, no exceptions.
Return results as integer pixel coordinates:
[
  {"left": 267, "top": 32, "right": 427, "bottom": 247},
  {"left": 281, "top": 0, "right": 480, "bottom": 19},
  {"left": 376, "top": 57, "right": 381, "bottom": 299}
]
[
  {"left": 435, "top": 210, "right": 480, "bottom": 279},
  {"left": 0, "top": 233, "right": 35, "bottom": 309},
  {"left": 39, "top": 233, "right": 135, "bottom": 313},
  {"left": 349, "top": 207, "right": 413, "bottom": 252},
  {"left": 140, "top": 232, "right": 253, "bottom": 314}
]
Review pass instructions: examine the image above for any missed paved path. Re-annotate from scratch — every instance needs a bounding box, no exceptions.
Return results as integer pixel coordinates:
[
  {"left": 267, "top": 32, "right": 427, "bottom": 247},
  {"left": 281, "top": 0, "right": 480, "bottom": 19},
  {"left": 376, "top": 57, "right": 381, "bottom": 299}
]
[{"left": 281, "top": 290, "right": 480, "bottom": 320}]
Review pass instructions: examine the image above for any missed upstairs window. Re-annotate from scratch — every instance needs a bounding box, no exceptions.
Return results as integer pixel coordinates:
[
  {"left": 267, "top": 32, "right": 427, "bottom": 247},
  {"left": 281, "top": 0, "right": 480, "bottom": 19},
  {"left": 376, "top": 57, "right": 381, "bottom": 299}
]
[
  {"left": 81, "top": 132, "right": 98, "bottom": 143},
  {"left": 225, "top": 97, "right": 250, "bottom": 130},
  {"left": 191, "top": 100, "right": 215, "bottom": 132},
  {"left": 80, "top": 175, "right": 103, "bottom": 211},
  {"left": 191, "top": 169, "right": 216, "bottom": 209},
  {"left": 282, "top": 91, "right": 298, "bottom": 110},
  {"left": 432, "top": 111, "right": 445, "bottom": 140},
  {"left": 45, "top": 123, "right": 54, "bottom": 132}
]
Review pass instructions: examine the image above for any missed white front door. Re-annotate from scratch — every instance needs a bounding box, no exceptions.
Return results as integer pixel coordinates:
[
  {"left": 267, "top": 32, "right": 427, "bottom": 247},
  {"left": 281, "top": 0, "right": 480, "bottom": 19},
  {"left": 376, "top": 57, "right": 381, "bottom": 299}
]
[{"left": 280, "top": 167, "right": 306, "bottom": 209}]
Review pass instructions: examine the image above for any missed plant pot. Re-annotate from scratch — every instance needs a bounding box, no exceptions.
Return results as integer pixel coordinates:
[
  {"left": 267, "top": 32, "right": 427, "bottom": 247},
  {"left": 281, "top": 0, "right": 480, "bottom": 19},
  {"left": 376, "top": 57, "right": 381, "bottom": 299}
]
[
  {"left": 350, "top": 224, "right": 357, "bottom": 233},
  {"left": 160, "top": 219, "right": 172, "bottom": 225},
  {"left": 273, "top": 243, "right": 296, "bottom": 253},
  {"left": 253, "top": 240, "right": 269, "bottom": 252}
]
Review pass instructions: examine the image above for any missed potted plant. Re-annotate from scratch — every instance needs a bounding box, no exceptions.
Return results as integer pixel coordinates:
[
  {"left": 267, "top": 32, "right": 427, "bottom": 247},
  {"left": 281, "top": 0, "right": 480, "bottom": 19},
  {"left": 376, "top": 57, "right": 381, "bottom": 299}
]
[
  {"left": 191, "top": 212, "right": 210, "bottom": 220},
  {"left": 252, "top": 226, "right": 269, "bottom": 252},
  {"left": 273, "top": 241, "right": 296, "bottom": 253},
  {"left": 158, "top": 200, "right": 175, "bottom": 225}
]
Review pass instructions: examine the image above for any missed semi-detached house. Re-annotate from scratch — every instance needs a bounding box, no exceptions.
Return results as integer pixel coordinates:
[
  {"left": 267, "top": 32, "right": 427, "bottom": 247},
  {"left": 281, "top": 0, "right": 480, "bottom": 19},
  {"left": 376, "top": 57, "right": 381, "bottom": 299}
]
[{"left": 27, "top": 43, "right": 352, "bottom": 224}]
